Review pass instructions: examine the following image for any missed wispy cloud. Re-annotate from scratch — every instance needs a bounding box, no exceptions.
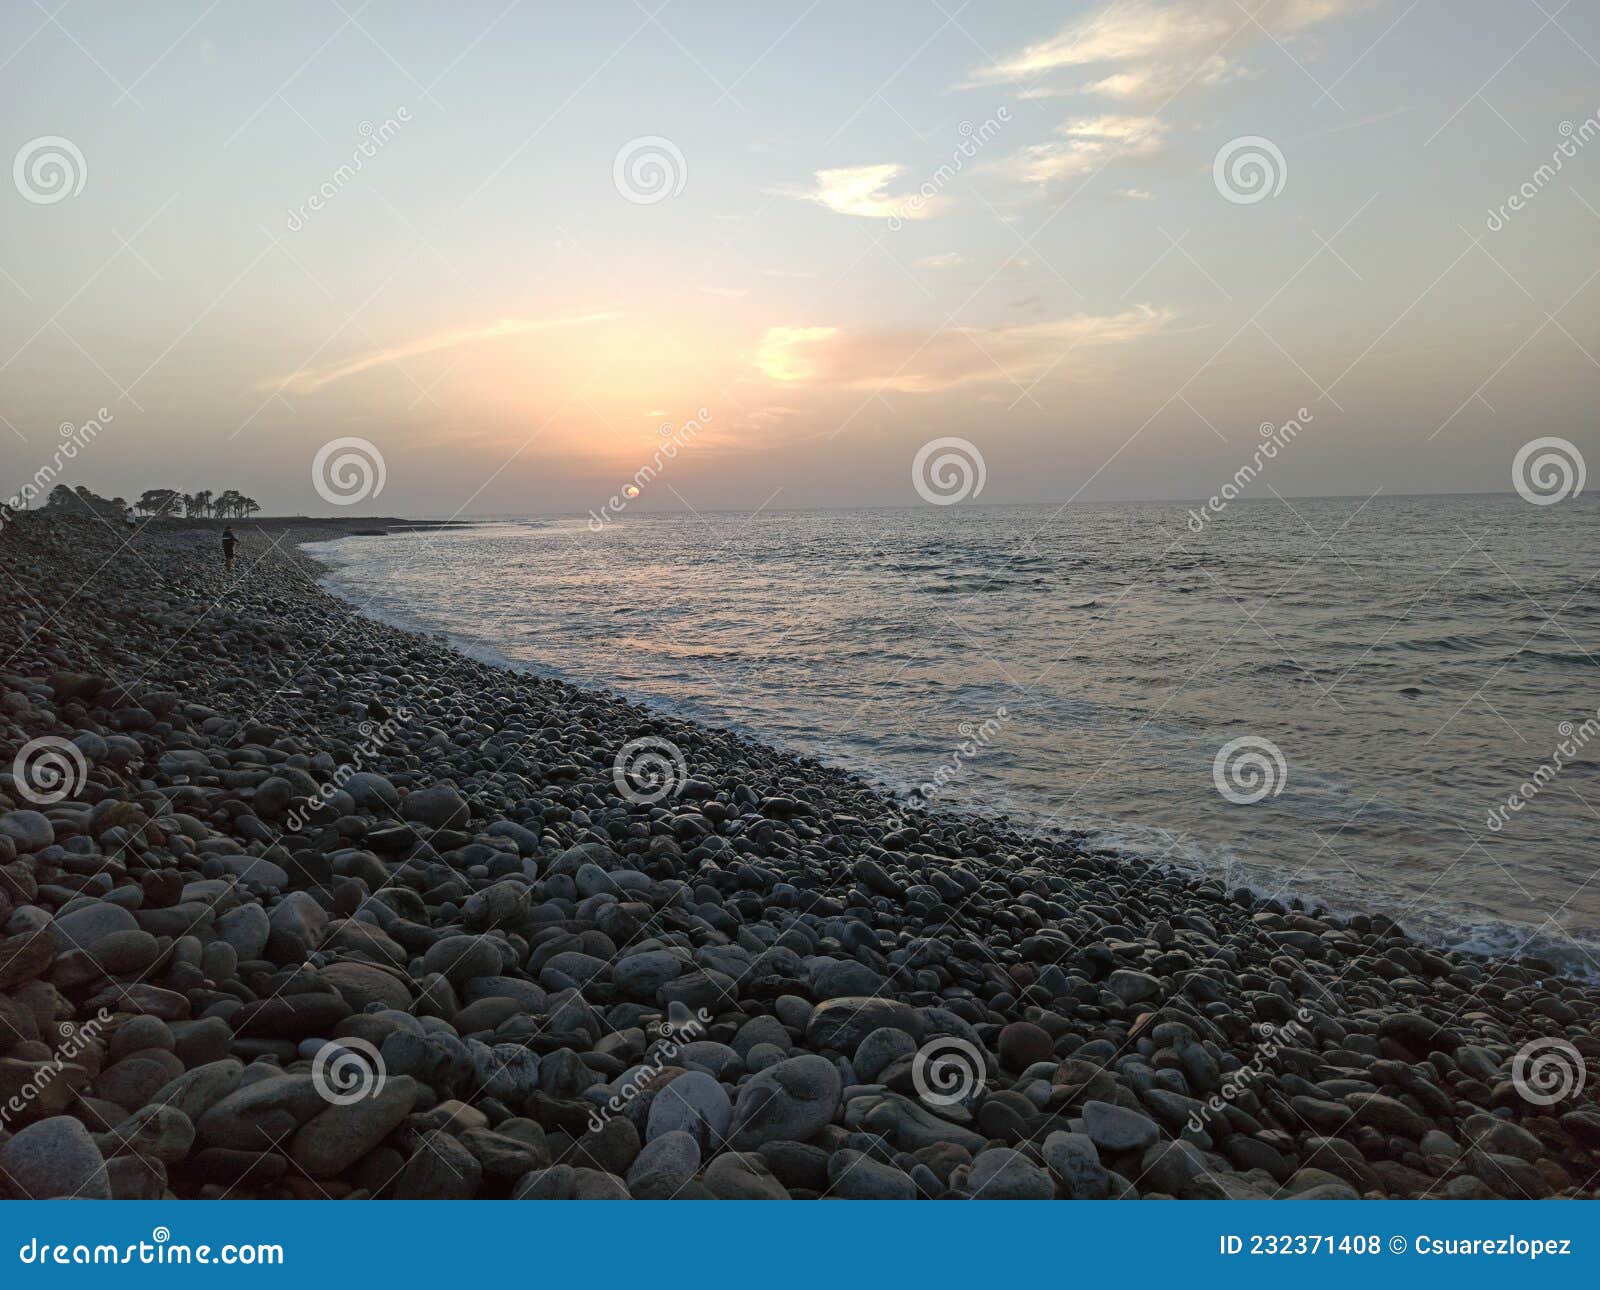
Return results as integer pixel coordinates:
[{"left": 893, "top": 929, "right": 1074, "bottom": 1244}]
[
  {"left": 263, "top": 314, "right": 621, "bottom": 394},
  {"left": 917, "top": 252, "right": 965, "bottom": 269},
  {"left": 754, "top": 305, "right": 1173, "bottom": 393},
  {"left": 971, "top": 0, "right": 1374, "bottom": 104},
  {"left": 1003, "top": 115, "right": 1166, "bottom": 185},
  {"left": 777, "top": 163, "right": 948, "bottom": 220}
]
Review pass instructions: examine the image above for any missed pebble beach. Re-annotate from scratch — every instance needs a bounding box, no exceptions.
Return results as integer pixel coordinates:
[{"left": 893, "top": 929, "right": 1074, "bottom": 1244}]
[{"left": 1, "top": 512, "right": 1597, "bottom": 1201}]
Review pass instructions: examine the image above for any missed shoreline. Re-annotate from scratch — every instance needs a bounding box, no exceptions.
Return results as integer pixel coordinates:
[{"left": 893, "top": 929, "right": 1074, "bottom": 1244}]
[
  {"left": 0, "top": 512, "right": 1595, "bottom": 1199},
  {"left": 303, "top": 520, "right": 1600, "bottom": 985}
]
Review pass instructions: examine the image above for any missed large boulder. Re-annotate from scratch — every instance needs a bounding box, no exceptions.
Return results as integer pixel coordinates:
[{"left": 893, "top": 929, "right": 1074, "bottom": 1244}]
[
  {"left": 645, "top": 1071, "right": 732, "bottom": 1151},
  {"left": 343, "top": 772, "right": 399, "bottom": 811},
  {"left": 197, "top": 1074, "right": 327, "bottom": 1150},
  {"left": 0, "top": 1116, "right": 110, "bottom": 1199},
  {"left": 0, "top": 812, "right": 53, "bottom": 854},
  {"left": 51, "top": 901, "right": 139, "bottom": 950},
  {"left": 728, "top": 1055, "right": 842, "bottom": 1150},
  {"left": 400, "top": 784, "right": 468, "bottom": 829},
  {"left": 289, "top": 1075, "right": 418, "bottom": 1177}
]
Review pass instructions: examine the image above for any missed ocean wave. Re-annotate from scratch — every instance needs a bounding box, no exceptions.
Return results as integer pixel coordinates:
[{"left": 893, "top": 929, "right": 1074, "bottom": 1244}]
[
  {"left": 1370, "top": 632, "right": 1502, "bottom": 653},
  {"left": 302, "top": 498, "right": 1598, "bottom": 973},
  {"left": 1513, "top": 646, "right": 1598, "bottom": 667}
]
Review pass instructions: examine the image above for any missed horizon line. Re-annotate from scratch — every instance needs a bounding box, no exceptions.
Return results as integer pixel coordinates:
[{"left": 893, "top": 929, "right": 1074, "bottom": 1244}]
[{"left": 212, "top": 486, "right": 1590, "bottom": 523}]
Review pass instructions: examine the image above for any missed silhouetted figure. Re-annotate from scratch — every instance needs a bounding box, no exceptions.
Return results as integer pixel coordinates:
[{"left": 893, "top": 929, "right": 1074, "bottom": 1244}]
[
  {"left": 221, "top": 526, "right": 238, "bottom": 572},
  {"left": 124, "top": 507, "right": 137, "bottom": 532}
]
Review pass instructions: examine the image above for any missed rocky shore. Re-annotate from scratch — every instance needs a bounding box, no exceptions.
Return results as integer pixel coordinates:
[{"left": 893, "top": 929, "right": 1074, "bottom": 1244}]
[{"left": 0, "top": 512, "right": 1596, "bottom": 1200}]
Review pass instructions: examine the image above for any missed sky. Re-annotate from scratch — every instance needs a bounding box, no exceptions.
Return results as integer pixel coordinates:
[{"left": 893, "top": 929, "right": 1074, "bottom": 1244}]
[{"left": 1, "top": 0, "right": 1596, "bottom": 517}]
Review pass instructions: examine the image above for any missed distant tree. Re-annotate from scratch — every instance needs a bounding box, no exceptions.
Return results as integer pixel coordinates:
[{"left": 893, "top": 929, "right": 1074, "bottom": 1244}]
[
  {"left": 241, "top": 496, "right": 260, "bottom": 519},
  {"left": 213, "top": 489, "right": 243, "bottom": 519},
  {"left": 191, "top": 489, "right": 213, "bottom": 518},
  {"left": 43, "top": 484, "right": 120, "bottom": 520},
  {"left": 136, "top": 488, "right": 181, "bottom": 517}
]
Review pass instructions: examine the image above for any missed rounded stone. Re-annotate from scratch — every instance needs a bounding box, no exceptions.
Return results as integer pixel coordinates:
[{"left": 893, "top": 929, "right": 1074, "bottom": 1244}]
[
  {"left": 216, "top": 904, "right": 271, "bottom": 960},
  {"left": 728, "top": 1054, "right": 842, "bottom": 1151},
  {"left": 645, "top": 1070, "right": 732, "bottom": 1150},
  {"left": 998, "top": 1021, "right": 1053, "bottom": 1070},
  {"left": 289, "top": 1074, "right": 418, "bottom": 1177},
  {"left": 1082, "top": 1099, "right": 1160, "bottom": 1153},
  {"left": 967, "top": 1147, "right": 1053, "bottom": 1199},
  {"left": 0, "top": 1116, "right": 110, "bottom": 1199},
  {"left": 110, "top": 1104, "right": 196, "bottom": 1165},
  {"left": 51, "top": 901, "right": 138, "bottom": 950},
  {"left": 627, "top": 1128, "right": 701, "bottom": 1198},
  {"left": 853, "top": 1027, "right": 917, "bottom": 1083},
  {"left": 400, "top": 784, "right": 468, "bottom": 829},
  {"left": 0, "top": 812, "right": 53, "bottom": 854},
  {"left": 1043, "top": 1130, "right": 1110, "bottom": 1199},
  {"left": 422, "top": 934, "right": 502, "bottom": 986}
]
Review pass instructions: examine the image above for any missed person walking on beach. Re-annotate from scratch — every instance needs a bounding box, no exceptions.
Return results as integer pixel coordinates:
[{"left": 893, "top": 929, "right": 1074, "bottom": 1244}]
[
  {"left": 221, "top": 525, "right": 238, "bottom": 572},
  {"left": 123, "top": 507, "right": 137, "bottom": 532}
]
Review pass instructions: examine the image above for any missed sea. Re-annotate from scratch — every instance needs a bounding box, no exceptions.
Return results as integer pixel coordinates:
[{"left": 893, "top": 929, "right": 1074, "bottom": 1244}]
[{"left": 303, "top": 493, "right": 1600, "bottom": 977}]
